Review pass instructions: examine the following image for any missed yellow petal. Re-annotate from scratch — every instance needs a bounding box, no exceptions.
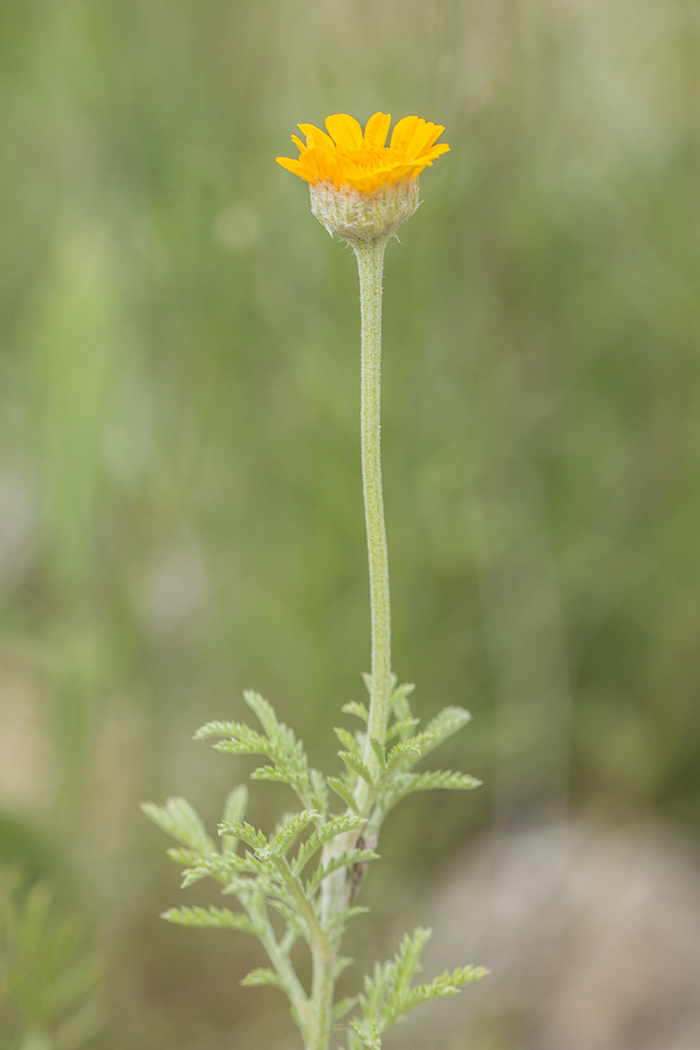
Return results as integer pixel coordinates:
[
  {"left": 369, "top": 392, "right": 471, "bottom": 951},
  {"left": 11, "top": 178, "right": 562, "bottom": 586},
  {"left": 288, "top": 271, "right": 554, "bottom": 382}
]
[
  {"left": 279, "top": 112, "right": 448, "bottom": 191},
  {"left": 421, "top": 143, "right": 451, "bottom": 163},
  {"left": 276, "top": 156, "right": 315, "bottom": 182},
  {"left": 390, "top": 115, "right": 420, "bottom": 155},
  {"left": 325, "top": 113, "right": 364, "bottom": 149},
  {"left": 298, "top": 124, "right": 335, "bottom": 149},
  {"left": 406, "top": 120, "right": 444, "bottom": 158},
  {"left": 363, "top": 112, "right": 391, "bottom": 149},
  {"left": 419, "top": 123, "right": 446, "bottom": 154}
]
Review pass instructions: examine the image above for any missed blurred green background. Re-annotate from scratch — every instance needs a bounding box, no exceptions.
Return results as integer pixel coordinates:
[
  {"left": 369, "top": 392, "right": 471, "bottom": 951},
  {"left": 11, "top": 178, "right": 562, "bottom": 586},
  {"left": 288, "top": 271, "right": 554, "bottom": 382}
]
[{"left": 2, "top": 0, "right": 700, "bottom": 1047}]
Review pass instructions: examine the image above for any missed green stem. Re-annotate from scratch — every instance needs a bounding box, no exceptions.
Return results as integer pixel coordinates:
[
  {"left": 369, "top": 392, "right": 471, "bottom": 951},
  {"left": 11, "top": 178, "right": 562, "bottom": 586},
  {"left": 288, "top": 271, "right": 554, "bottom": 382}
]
[
  {"left": 271, "top": 855, "right": 329, "bottom": 954},
  {"left": 308, "top": 939, "right": 337, "bottom": 1050},
  {"left": 308, "top": 236, "right": 393, "bottom": 1050},
  {"left": 353, "top": 237, "right": 392, "bottom": 810},
  {"left": 251, "top": 902, "right": 311, "bottom": 1037}
]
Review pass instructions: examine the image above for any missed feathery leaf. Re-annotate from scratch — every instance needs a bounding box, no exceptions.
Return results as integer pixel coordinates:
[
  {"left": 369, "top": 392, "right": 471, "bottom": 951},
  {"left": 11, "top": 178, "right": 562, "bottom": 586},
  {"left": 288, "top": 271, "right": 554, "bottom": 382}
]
[
  {"left": 342, "top": 701, "right": 369, "bottom": 723},
  {"left": 305, "top": 849, "right": 379, "bottom": 897},
  {"left": 334, "top": 726, "right": 364, "bottom": 758},
  {"left": 217, "top": 820, "right": 268, "bottom": 853},
  {"left": 332, "top": 996, "right": 358, "bottom": 1023},
  {"left": 420, "top": 707, "right": 471, "bottom": 753},
  {"left": 162, "top": 906, "right": 254, "bottom": 932},
  {"left": 221, "top": 785, "right": 248, "bottom": 855},
  {"left": 270, "top": 810, "right": 321, "bottom": 856},
  {"left": 386, "top": 717, "right": 420, "bottom": 741},
  {"left": 241, "top": 967, "right": 285, "bottom": 990},
  {"left": 382, "top": 769, "right": 480, "bottom": 811},
  {"left": 338, "top": 751, "right": 374, "bottom": 787},
  {"left": 141, "top": 798, "right": 215, "bottom": 856},
  {"left": 326, "top": 776, "right": 360, "bottom": 813},
  {"left": 292, "top": 814, "right": 365, "bottom": 874}
]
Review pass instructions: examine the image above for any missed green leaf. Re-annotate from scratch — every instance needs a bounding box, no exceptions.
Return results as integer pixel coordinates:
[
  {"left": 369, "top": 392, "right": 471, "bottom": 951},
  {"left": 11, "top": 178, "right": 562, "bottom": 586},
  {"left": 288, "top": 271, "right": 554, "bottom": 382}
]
[
  {"left": 326, "top": 776, "right": 360, "bottom": 813},
  {"left": 411, "top": 770, "right": 480, "bottom": 791},
  {"left": 334, "top": 725, "right": 375, "bottom": 792},
  {"left": 373, "top": 709, "right": 470, "bottom": 779},
  {"left": 201, "top": 693, "right": 315, "bottom": 809},
  {"left": 166, "top": 846, "right": 199, "bottom": 867},
  {"left": 383, "top": 964, "right": 488, "bottom": 1026},
  {"left": 420, "top": 707, "right": 472, "bottom": 754},
  {"left": 270, "top": 810, "right": 321, "bottom": 856},
  {"left": 310, "top": 768, "right": 329, "bottom": 816},
  {"left": 383, "top": 769, "right": 481, "bottom": 810},
  {"left": 193, "top": 718, "right": 243, "bottom": 739},
  {"left": 179, "top": 851, "right": 250, "bottom": 888},
  {"left": 241, "top": 967, "right": 285, "bottom": 990},
  {"left": 211, "top": 726, "right": 272, "bottom": 756},
  {"left": 390, "top": 682, "right": 416, "bottom": 732},
  {"left": 217, "top": 820, "right": 268, "bottom": 853},
  {"left": 326, "top": 904, "right": 369, "bottom": 937},
  {"left": 244, "top": 692, "right": 309, "bottom": 782},
  {"left": 266, "top": 896, "right": 301, "bottom": 928},
  {"left": 348, "top": 1030, "right": 369, "bottom": 1050},
  {"left": 386, "top": 717, "right": 420, "bottom": 741},
  {"left": 384, "top": 738, "right": 421, "bottom": 773},
  {"left": 338, "top": 751, "right": 375, "bottom": 787},
  {"left": 221, "top": 874, "right": 256, "bottom": 897},
  {"left": 391, "top": 681, "right": 415, "bottom": 703},
  {"left": 342, "top": 701, "right": 369, "bottom": 723},
  {"left": 243, "top": 689, "right": 282, "bottom": 740},
  {"left": 222, "top": 785, "right": 248, "bottom": 855},
  {"left": 162, "top": 905, "right": 254, "bottom": 932},
  {"left": 332, "top": 995, "right": 358, "bottom": 1023},
  {"left": 223, "top": 785, "right": 248, "bottom": 825},
  {"left": 292, "top": 814, "right": 365, "bottom": 874},
  {"left": 350, "top": 1018, "right": 382, "bottom": 1050},
  {"left": 305, "top": 849, "right": 379, "bottom": 897},
  {"left": 369, "top": 736, "right": 387, "bottom": 772},
  {"left": 250, "top": 764, "right": 290, "bottom": 782},
  {"left": 392, "top": 927, "right": 432, "bottom": 1003},
  {"left": 355, "top": 927, "right": 487, "bottom": 1037},
  {"left": 357, "top": 928, "right": 430, "bottom": 1027},
  {"left": 179, "top": 862, "right": 215, "bottom": 889},
  {"left": 141, "top": 798, "right": 216, "bottom": 856},
  {"left": 334, "top": 726, "right": 364, "bottom": 758}
]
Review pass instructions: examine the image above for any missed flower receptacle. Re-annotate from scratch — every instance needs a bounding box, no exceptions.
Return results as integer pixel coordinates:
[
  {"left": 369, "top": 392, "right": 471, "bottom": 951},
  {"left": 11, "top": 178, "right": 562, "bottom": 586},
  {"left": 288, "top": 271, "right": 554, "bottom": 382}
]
[{"left": 310, "top": 179, "right": 420, "bottom": 244}]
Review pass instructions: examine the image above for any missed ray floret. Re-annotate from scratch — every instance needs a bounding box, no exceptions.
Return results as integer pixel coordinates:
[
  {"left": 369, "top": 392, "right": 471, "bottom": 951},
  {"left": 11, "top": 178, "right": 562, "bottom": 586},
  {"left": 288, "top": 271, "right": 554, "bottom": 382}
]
[{"left": 277, "top": 111, "right": 449, "bottom": 195}]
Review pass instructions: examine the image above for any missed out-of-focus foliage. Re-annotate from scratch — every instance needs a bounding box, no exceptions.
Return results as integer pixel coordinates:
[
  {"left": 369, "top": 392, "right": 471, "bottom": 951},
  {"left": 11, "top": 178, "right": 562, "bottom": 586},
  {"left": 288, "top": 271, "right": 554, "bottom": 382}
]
[
  {"left": 0, "top": 869, "right": 103, "bottom": 1050},
  {"left": 2, "top": 0, "right": 700, "bottom": 1046}
]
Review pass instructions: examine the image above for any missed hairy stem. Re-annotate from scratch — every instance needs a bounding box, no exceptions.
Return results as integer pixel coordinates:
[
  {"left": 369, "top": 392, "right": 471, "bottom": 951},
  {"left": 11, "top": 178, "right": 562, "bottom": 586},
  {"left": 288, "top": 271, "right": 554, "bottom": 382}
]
[
  {"left": 309, "top": 236, "right": 393, "bottom": 1050},
  {"left": 353, "top": 236, "right": 392, "bottom": 811},
  {"left": 308, "top": 940, "right": 337, "bottom": 1050}
]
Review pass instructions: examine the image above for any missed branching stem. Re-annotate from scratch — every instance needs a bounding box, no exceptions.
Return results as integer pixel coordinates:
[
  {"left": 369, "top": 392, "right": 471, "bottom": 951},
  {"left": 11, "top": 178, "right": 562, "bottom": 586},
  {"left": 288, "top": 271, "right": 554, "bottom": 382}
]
[{"left": 250, "top": 899, "right": 310, "bottom": 1036}]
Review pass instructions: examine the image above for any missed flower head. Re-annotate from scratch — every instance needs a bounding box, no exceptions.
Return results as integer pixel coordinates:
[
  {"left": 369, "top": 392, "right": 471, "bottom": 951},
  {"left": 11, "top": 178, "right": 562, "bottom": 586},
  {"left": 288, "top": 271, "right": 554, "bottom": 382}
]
[
  {"left": 277, "top": 112, "right": 449, "bottom": 243},
  {"left": 277, "top": 112, "right": 449, "bottom": 193}
]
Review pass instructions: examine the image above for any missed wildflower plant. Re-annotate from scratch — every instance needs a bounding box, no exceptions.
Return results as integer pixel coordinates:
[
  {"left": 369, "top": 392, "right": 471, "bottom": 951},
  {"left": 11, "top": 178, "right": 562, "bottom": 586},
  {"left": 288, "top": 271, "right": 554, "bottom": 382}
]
[{"left": 144, "top": 112, "right": 486, "bottom": 1050}]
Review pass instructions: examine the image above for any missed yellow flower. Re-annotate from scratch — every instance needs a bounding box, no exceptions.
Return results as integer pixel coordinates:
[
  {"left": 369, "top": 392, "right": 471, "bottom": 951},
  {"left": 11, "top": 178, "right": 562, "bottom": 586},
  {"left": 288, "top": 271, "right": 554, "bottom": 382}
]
[
  {"left": 276, "top": 112, "right": 449, "bottom": 194},
  {"left": 277, "top": 113, "right": 449, "bottom": 243}
]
